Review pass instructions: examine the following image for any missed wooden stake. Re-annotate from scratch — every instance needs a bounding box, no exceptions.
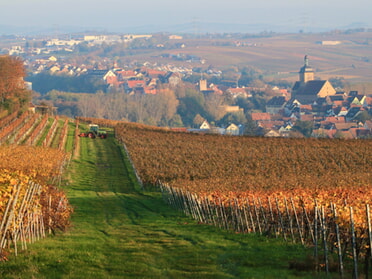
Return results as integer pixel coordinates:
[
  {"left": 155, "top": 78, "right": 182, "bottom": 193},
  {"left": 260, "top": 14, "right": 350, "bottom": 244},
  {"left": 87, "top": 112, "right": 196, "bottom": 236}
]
[
  {"left": 314, "top": 204, "right": 318, "bottom": 271},
  {"left": 291, "top": 198, "right": 304, "bottom": 245},
  {"left": 321, "top": 206, "right": 329, "bottom": 275},
  {"left": 367, "top": 204, "right": 372, "bottom": 259},
  {"left": 331, "top": 203, "right": 344, "bottom": 278},
  {"left": 350, "top": 206, "right": 358, "bottom": 279},
  {"left": 258, "top": 197, "right": 268, "bottom": 232},
  {"left": 246, "top": 198, "right": 256, "bottom": 233},
  {"left": 268, "top": 197, "right": 278, "bottom": 238},
  {"left": 275, "top": 197, "right": 286, "bottom": 241},
  {"left": 301, "top": 200, "right": 314, "bottom": 243},
  {"left": 252, "top": 197, "right": 262, "bottom": 235},
  {"left": 242, "top": 202, "right": 250, "bottom": 233},
  {"left": 284, "top": 198, "right": 295, "bottom": 243}
]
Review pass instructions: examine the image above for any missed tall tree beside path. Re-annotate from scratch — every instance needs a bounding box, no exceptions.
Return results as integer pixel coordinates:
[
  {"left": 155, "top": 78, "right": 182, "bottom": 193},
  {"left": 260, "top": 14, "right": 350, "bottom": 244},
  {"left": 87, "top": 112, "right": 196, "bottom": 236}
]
[{"left": 0, "top": 55, "right": 31, "bottom": 113}]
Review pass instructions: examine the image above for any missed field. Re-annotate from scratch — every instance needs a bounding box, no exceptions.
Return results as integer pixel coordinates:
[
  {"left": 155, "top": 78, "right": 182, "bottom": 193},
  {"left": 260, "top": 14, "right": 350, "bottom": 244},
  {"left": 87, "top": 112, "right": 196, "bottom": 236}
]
[
  {"left": 115, "top": 122, "right": 372, "bottom": 192},
  {"left": 122, "top": 32, "right": 372, "bottom": 87},
  {"left": 0, "top": 111, "right": 75, "bottom": 261},
  {"left": 0, "top": 127, "right": 320, "bottom": 279},
  {"left": 1, "top": 112, "right": 371, "bottom": 277},
  {"left": 115, "top": 121, "right": 372, "bottom": 277}
]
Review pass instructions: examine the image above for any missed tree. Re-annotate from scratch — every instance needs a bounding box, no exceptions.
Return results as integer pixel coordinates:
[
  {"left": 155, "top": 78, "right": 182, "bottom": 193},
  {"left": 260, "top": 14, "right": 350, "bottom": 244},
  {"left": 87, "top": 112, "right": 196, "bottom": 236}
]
[
  {"left": 204, "top": 93, "right": 225, "bottom": 121},
  {"left": 291, "top": 121, "right": 313, "bottom": 138},
  {"left": 0, "top": 55, "right": 30, "bottom": 112},
  {"left": 144, "top": 88, "right": 179, "bottom": 126},
  {"left": 218, "top": 111, "right": 247, "bottom": 127},
  {"left": 158, "top": 88, "right": 179, "bottom": 125},
  {"left": 353, "top": 110, "right": 372, "bottom": 123},
  {"left": 169, "top": 114, "right": 184, "bottom": 127},
  {"left": 177, "top": 89, "right": 207, "bottom": 127},
  {"left": 243, "top": 115, "right": 262, "bottom": 136},
  {"left": 193, "top": 114, "right": 205, "bottom": 128}
]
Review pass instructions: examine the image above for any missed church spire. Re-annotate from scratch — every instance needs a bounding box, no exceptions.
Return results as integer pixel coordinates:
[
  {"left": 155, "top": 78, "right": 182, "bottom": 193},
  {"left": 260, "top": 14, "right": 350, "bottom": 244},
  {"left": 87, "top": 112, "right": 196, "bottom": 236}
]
[
  {"left": 304, "top": 55, "right": 309, "bottom": 67},
  {"left": 299, "top": 55, "right": 314, "bottom": 83}
]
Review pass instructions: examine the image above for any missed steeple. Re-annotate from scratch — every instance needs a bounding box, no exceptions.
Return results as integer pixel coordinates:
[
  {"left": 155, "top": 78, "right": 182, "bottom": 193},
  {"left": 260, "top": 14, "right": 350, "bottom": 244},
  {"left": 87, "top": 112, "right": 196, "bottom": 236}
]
[
  {"left": 299, "top": 55, "right": 314, "bottom": 83},
  {"left": 304, "top": 55, "right": 309, "bottom": 67}
]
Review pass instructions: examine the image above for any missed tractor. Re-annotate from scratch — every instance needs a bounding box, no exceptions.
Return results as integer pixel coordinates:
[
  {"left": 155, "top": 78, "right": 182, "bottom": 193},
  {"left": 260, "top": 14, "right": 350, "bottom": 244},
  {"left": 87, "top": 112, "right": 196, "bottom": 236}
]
[{"left": 78, "top": 124, "right": 107, "bottom": 139}]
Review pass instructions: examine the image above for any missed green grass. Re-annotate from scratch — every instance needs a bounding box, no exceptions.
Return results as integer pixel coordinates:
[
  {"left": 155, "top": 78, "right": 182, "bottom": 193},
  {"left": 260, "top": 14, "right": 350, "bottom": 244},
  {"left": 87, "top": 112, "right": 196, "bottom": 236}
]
[
  {"left": 35, "top": 117, "right": 54, "bottom": 146},
  {"left": 0, "top": 130, "right": 326, "bottom": 278},
  {"left": 49, "top": 119, "right": 65, "bottom": 149},
  {"left": 64, "top": 121, "right": 76, "bottom": 153}
]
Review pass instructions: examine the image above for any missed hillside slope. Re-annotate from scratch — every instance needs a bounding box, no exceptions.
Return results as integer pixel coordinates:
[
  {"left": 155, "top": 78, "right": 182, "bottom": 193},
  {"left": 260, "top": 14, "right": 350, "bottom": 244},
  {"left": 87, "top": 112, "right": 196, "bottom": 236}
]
[{"left": 0, "top": 129, "right": 319, "bottom": 278}]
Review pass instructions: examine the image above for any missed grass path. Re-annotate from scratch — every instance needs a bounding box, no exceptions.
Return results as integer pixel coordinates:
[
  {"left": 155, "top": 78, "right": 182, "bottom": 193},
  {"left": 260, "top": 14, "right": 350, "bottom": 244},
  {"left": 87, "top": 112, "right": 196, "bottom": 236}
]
[{"left": 1, "top": 131, "right": 320, "bottom": 278}]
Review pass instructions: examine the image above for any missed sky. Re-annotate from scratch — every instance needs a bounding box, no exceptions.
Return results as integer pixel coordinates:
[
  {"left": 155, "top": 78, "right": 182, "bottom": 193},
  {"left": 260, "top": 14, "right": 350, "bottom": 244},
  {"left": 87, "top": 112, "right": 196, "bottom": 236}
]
[{"left": 1, "top": 0, "right": 371, "bottom": 34}]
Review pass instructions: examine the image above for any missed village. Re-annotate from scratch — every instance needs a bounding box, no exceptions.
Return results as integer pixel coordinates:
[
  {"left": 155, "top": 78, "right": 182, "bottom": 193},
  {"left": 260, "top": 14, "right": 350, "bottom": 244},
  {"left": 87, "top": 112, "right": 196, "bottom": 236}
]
[{"left": 1, "top": 34, "right": 372, "bottom": 139}]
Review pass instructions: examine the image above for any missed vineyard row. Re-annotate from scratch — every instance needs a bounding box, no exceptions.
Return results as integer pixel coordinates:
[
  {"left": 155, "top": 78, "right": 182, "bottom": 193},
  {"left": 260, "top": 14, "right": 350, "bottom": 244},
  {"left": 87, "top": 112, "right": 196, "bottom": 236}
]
[
  {"left": 0, "top": 180, "right": 72, "bottom": 260},
  {"left": 159, "top": 182, "right": 372, "bottom": 278},
  {"left": 0, "top": 110, "right": 74, "bottom": 151}
]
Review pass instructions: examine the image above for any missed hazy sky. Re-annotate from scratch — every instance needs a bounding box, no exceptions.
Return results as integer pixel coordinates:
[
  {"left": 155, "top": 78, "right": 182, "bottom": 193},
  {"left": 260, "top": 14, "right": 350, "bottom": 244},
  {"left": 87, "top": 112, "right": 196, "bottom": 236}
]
[{"left": 1, "top": 0, "right": 371, "bottom": 33}]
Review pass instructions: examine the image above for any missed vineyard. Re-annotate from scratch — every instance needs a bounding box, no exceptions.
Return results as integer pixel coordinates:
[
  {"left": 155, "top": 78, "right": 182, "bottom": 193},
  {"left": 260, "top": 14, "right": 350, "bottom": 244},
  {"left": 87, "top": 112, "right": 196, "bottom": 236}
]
[
  {"left": 0, "top": 109, "right": 75, "bottom": 260},
  {"left": 115, "top": 122, "right": 372, "bottom": 277}
]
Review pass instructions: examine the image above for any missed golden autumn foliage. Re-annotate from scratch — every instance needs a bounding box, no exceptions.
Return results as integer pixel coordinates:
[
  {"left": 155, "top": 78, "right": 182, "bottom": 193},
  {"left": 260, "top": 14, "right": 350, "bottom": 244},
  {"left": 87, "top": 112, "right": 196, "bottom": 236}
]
[
  {"left": 0, "top": 145, "right": 68, "bottom": 181},
  {"left": 0, "top": 55, "right": 31, "bottom": 112},
  {"left": 115, "top": 122, "right": 372, "bottom": 232},
  {"left": 115, "top": 122, "right": 372, "bottom": 192},
  {"left": 0, "top": 144, "right": 72, "bottom": 260}
]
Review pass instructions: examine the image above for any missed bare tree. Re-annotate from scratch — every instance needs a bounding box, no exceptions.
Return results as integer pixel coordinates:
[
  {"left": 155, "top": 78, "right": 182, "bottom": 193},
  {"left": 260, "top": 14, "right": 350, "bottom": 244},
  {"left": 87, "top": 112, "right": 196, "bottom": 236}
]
[{"left": 205, "top": 93, "right": 225, "bottom": 121}]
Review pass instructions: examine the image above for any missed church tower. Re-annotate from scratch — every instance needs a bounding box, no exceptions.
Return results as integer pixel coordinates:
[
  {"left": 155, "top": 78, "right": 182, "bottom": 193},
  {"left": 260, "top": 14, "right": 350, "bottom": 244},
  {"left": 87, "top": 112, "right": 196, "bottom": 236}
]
[
  {"left": 299, "top": 55, "right": 314, "bottom": 83},
  {"left": 199, "top": 79, "right": 207, "bottom": 91},
  {"left": 291, "top": 55, "right": 336, "bottom": 104}
]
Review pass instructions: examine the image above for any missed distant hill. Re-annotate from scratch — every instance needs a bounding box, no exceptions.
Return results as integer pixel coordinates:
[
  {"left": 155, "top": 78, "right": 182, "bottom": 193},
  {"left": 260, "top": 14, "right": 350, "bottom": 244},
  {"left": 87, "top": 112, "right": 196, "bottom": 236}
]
[{"left": 0, "top": 21, "right": 370, "bottom": 36}]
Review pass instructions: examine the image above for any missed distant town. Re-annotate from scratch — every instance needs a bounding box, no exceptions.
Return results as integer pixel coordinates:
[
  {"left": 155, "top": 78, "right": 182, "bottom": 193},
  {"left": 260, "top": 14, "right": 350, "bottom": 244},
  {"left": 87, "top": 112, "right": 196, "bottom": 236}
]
[{"left": 1, "top": 31, "right": 371, "bottom": 139}]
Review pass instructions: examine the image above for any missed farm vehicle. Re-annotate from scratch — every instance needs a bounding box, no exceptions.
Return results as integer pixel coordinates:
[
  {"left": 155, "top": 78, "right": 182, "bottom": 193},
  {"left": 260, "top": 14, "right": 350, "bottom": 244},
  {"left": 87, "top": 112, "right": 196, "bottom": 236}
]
[{"left": 78, "top": 124, "right": 107, "bottom": 139}]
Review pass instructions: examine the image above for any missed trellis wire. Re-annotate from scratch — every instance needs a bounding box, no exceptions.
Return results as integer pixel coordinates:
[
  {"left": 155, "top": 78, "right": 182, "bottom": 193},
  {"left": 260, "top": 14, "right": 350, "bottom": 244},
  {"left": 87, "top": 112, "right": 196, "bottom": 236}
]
[
  {"left": 0, "top": 182, "right": 48, "bottom": 259},
  {"left": 159, "top": 182, "right": 372, "bottom": 278}
]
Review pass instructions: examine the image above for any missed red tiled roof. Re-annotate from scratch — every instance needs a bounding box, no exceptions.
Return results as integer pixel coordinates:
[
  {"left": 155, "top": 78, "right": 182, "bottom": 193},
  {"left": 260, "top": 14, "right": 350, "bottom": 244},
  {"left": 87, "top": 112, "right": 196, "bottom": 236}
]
[
  {"left": 106, "top": 76, "right": 118, "bottom": 85},
  {"left": 127, "top": 80, "right": 146, "bottom": 88},
  {"left": 332, "top": 100, "right": 344, "bottom": 107},
  {"left": 147, "top": 69, "right": 167, "bottom": 77},
  {"left": 144, "top": 86, "right": 157, "bottom": 94},
  {"left": 334, "top": 123, "right": 358, "bottom": 130},
  {"left": 324, "top": 116, "right": 345, "bottom": 123},
  {"left": 279, "top": 89, "right": 289, "bottom": 95},
  {"left": 251, "top": 112, "right": 271, "bottom": 121},
  {"left": 117, "top": 70, "right": 136, "bottom": 77},
  {"left": 300, "top": 104, "right": 312, "bottom": 110},
  {"left": 300, "top": 114, "right": 314, "bottom": 121},
  {"left": 258, "top": 120, "right": 284, "bottom": 129},
  {"left": 212, "top": 86, "right": 223, "bottom": 95}
]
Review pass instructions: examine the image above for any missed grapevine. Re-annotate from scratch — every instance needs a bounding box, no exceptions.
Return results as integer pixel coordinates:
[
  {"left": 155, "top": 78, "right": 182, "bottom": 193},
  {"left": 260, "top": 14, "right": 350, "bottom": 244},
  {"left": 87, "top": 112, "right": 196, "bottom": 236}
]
[{"left": 115, "top": 122, "right": 372, "bottom": 275}]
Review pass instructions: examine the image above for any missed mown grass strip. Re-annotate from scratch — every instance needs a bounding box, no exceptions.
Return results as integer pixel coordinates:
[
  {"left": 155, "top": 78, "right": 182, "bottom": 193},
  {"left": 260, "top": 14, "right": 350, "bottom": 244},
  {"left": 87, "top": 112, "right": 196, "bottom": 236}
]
[{"left": 0, "top": 130, "right": 324, "bottom": 279}]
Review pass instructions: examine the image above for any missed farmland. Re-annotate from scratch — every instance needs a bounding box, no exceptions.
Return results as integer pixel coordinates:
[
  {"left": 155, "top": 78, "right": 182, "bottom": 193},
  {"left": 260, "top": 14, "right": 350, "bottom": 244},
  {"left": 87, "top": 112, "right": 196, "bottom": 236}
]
[
  {"left": 0, "top": 110, "right": 371, "bottom": 277},
  {"left": 0, "top": 125, "right": 318, "bottom": 279},
  {"left": 119, "top": 31, "right": 372, "bottom": 85},
  {"left": 0, "top": 110, "right": 75, "bottom": 263},
  {"left": 115, "top": 121, "right": 372, "bottom": 277},
  {"left": 115, "top": 122, "right": 372, "bottom": 193}
]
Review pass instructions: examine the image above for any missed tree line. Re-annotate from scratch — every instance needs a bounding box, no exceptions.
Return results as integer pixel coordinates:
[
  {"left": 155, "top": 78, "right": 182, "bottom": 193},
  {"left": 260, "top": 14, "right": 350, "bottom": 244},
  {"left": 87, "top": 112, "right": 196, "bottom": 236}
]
[{"left": 39, "top": 85, "right": 267, "bottom": 130}]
